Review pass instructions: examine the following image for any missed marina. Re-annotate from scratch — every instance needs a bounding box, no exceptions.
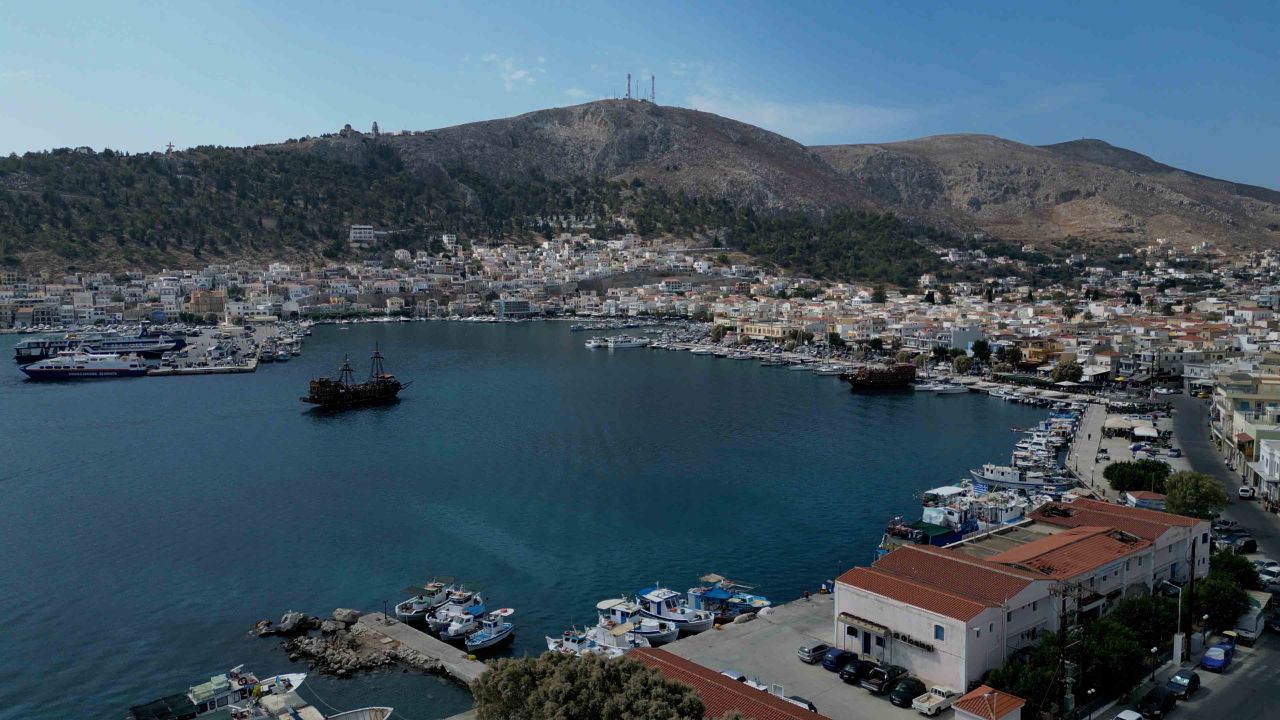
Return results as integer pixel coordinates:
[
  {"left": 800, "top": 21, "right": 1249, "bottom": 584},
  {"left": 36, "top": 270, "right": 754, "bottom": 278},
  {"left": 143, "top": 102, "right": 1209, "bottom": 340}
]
[{"left": 0, "top": 321, "right": 1049, "bottom": 719}]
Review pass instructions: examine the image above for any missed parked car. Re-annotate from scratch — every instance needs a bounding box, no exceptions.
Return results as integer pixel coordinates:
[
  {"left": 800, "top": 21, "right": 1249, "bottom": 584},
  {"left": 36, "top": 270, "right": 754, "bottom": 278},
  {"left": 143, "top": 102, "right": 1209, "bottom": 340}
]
[
  {"left": 1114, "top": 712, "right": 1144, "bottom": 720},
  {"left": 1232, "top": 536, "right": 1258, "bottom": 554},
  {"left": 1200, "top": 642, "right": 1234, "bottom": 672},
  {"left": 821, "top": 648, "right": 856, "bottom": 672},
  {"left": 1212, "top": 519, "right": 1242, "bottom": 533},
  {"left": 861, "top": 664, "right": 907, "bottom": 694},
  {"left": 838, "top": 660, "right": 877, "bottom": 685},
  {"left": 1165, "top": 669, "right": 1200, "bottom": 699},
  {"left": 1167, "top": 448, "right": 1183, "bottom": 458},
  {"left": 1258, "top": 568, "right": 1280, "bottom": 589},
  {"left": 912, "top": 686, "right": 959, "bottom": 716},
  {"left": 888, "top": 677, "right": 926, "bottom": 708},
  {"left": 1253, "top": 558, "right": 1280, "bottom": 572},
  {"left": 1138, "top": 686, "right": 1177, "bottom": 719},
  {"left": 1239, "top": 486, "right": 1257, "bottom": 500},
  {"left": 780, "top": 696, "right": 818, "bottom": 713},
  {"left": 796, "top": 643, "right": 831, "bottom": 664}
]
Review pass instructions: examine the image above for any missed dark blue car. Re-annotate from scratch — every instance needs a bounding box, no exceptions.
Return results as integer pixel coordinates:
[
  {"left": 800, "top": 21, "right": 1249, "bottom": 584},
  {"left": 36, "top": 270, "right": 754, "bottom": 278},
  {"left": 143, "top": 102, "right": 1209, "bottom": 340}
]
[
  {"left": 1199, "top": 642, "right": 1233, "bottom": 672},
  {"left": 821, "top": 648, "right": 856, "bottom": 672}
]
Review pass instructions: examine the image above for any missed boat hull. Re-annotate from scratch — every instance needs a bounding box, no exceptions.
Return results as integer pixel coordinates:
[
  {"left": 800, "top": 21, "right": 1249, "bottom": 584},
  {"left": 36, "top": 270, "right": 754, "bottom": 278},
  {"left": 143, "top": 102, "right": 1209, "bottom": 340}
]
[{"left": 21, "top": 367, "right": 148, "bottom": 380}]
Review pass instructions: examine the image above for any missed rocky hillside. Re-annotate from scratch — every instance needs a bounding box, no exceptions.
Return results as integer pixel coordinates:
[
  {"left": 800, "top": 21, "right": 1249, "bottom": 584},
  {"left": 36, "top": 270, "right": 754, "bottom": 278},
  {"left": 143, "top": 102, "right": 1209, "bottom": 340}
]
[{"left": 812, "top": 135, "right": 1280, "bottom": 247}]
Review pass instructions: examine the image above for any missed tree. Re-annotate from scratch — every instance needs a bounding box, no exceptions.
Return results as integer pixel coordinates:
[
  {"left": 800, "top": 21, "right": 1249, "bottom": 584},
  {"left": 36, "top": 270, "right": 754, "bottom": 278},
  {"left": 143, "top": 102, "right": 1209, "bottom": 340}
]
[
  {"left": 1004, "top": 346, "right": 1023, "bottom": 367},
  {"left": 1209, "top": 551, "right": 1262, "bottom": 591},
  {"left": 1196, "top": 573, "right": 1250, "bottom": 633},
  {"left": 924, "top": 290, "right": 935, "bottom": 305},
  {"left": 1051, "top": 360, "right": 1084, "bottom": 383},
  {"left": 1103, "top": 459, "right": 1172, "bottom": 493},
  {"left": 971, "top": 340, "right": 991, "bottom": 364},
  {"left": 939, "top": 284, "right": 952, "bottom": 305},
  {"left": 472, "top": 654, "right": 705, "bottom": 720},
  {"left": 952, "top": 356, "right": 973, "bottom": 374},
  {"left": 867, "top": 337, "right": 884, "bottom": 354},
  {"left": 827, "top": 332, "right": 846, "bottom": 348},
  {"left": 895, "top": 350, "right": 913, "bottom": 364},
  {"left": 709, "top": 324, "right": 728, "bottom": 342},
  {"left": 871, "top": 284, "right": 887, "bottom": 304},
  {"left": 1164, "top": 471, "right": 1227, "bottom": 519},
  {"left": 931, "top": 346, "right": 950, "bottom": 361}
]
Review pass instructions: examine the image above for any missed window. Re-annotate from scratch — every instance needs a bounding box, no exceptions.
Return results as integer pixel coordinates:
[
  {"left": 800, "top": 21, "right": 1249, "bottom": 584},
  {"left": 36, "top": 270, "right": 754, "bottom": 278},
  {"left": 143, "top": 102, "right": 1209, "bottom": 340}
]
[
  {"left": 976, "top": 628, "right": 981, "bottom": 638},
  {"left": 990, "top": 622, "right": 995, "bottom": 633},
  {"left": 934, "top": 625, "right": 945, "bottom": 641},
  {"left": 875, "top": 636, "right": 885, "bottom": 648},
  {"left": 1032, "top": 601, "right": 1038, "bottom": 612},
  {"left": 1006, "top": 612, "right": 1013, "bottom": 622},
  {"left": 846, "top": 626, "right": 859, "bottom": 638},
  {"left": 1202, "top": 532, "right": 1209, "bottom": 544}
]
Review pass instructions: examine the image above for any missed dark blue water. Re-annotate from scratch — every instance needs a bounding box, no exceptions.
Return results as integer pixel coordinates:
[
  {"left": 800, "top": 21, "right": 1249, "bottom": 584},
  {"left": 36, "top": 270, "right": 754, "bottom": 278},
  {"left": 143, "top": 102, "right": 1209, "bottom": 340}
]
[{"left": 0, "top": 322, "right": 1046, "bottom": 720}]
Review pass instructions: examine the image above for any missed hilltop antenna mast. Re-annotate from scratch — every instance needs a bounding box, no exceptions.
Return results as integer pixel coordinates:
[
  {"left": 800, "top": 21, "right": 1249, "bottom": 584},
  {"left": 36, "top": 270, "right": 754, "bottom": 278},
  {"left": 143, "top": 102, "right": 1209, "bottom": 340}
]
[
  {"left": 651, "top": 75, "right": 655, "bottom": 103},
  {"left": 165, "top": 142, "right": 174, "bottom": 155},
  {"left": 626, "top": 73, "right": 631, "bottom": 100}
]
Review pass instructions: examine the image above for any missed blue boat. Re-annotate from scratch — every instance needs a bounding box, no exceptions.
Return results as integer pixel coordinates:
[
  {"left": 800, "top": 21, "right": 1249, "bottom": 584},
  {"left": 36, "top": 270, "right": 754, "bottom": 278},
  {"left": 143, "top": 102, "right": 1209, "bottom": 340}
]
[
  {"left": 426, "top": 589, "right": 485, "bottom": 633},
  {"left": 636, "top": 586, "right": 714, "bottom": 634},
  {"left": 686, "top": 574, "right": 771, "bottom": 622},
  {"left": 595, "top": 598, "right": 679, "bottom": 645},
  {"left": 464, "top": 608, "right": 515, "bottom": 652}
]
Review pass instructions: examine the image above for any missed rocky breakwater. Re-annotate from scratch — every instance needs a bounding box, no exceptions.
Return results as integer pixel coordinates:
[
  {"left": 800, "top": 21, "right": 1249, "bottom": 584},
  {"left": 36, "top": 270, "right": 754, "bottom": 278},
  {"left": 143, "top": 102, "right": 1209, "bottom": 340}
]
[{"left": 255, "top": 608, "right": 444, "bottom": 677}]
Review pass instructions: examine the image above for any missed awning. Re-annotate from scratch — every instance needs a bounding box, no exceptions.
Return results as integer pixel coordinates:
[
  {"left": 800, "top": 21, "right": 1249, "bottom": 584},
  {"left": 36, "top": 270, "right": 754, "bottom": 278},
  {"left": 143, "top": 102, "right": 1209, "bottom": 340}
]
[
  {"left": 1237, "top": 432, "right": 1255, "bottom": 443},
  {"left": 1055, "top": 380, "right": 1080, "bottom": 387},
  {"left": 1134, "top": 427, "right": 1159, "bottom": 439},
  {"left": 838, "top": 612, "right": 889, "bottom": 635}
]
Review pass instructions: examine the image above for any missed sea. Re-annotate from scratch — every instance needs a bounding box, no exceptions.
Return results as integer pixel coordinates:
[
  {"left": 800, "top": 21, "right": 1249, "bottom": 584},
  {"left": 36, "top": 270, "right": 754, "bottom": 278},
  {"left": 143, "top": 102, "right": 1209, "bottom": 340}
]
[{"left": 0, "top": 321, "right": 1048, "bottom": 720}]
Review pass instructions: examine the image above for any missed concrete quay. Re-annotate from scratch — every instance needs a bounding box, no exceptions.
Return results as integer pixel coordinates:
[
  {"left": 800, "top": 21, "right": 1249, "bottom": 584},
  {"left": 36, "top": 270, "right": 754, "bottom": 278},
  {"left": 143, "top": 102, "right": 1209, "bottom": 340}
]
[{"left": 354, "top": 612, "right": 488, "bottom": 685}]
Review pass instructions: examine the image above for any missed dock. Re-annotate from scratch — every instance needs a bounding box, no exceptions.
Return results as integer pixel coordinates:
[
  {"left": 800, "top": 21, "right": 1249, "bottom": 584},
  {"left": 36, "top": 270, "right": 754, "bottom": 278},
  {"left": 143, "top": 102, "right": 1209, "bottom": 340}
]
[{"left": 354, "top": 612, "right": 488, "bottom": 685}]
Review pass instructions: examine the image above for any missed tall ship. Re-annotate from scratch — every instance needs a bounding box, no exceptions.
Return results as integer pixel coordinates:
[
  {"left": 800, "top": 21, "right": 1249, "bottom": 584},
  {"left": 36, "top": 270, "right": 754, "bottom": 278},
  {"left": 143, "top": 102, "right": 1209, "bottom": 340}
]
[
  {"left": 14, "top": 328, "right": 184, "bottom": 364},
  {"left": 841, "top": 363, "right": 916, "bottom": 390},
  {"left": 21, "top": 351, "right": 148, "bottom": 380},
  {"left": 301, "top": 347, "right": 409, "bottom": 408}
]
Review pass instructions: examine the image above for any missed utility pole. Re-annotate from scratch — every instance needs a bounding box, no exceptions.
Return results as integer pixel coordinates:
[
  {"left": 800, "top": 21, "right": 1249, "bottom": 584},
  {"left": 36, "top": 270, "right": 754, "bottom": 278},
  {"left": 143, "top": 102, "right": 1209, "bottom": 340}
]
[{"left": 626, "top": 73, "right": 631, "bottom": 100}]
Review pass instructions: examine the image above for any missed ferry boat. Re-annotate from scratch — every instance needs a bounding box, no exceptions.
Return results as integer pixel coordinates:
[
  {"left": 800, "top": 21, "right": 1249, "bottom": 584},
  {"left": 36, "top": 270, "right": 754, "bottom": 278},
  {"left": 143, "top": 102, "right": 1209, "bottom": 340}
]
[
  {"left": 14, "top": 328, "right": 183, "bottom": 364},
  {"left": 394, "top": 580, "right": 454, "bottom": 625},
  {"left": 127, "top": 665, "right": 304, "bottom": 720},
  {"left": 595, "top": 598, "right": 680, "bottom": 645},
  {"left": 464, "top": 608, "right": 515, "bottom": 652},
  {"left": 605, "top": 335, "right": 650, "bottom": 348},
  {"left": 21, "top": 351, "right": 148, "bottom": 380},
  {"left": 686, "top": 574, "right": 771, "bottom": 622},
  {"left": 635, "top": 587, "right": 714, "bottom": 634}
]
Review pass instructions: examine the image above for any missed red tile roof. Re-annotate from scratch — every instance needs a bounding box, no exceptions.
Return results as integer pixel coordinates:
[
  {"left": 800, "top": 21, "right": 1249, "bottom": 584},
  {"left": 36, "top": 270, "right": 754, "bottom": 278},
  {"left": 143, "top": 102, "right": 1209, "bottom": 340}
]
[
  {"left": 1032, "top": 497, "right": 1200, "bottom": 535},
  {"left": 836, "top": 566, "right": 992, "bottom": 621},
  {"left": 954, "top": 685, "right": 1026, "bottom": 720},
  {"left": 873, "top": 545, "right": 1040, "bottom": 605},
  {"left": 988, "top": 527, "right": 1150, "bottom": 579},
  {"left": 631, "top": 648, "right": 832, "bottom": 720}
]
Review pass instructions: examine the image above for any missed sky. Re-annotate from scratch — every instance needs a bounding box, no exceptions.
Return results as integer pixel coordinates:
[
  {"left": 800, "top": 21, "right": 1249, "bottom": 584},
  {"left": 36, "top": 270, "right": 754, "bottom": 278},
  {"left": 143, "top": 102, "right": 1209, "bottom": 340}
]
[{"left": 2, "top": 1, "right": 1277, "bottom": 188}]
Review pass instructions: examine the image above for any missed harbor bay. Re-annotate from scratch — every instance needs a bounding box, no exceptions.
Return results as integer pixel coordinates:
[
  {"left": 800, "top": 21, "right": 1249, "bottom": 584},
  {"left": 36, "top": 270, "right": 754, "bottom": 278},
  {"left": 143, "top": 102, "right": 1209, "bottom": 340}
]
[{"left": 0, "top": 321, "right": 1048, "bottom": 720}]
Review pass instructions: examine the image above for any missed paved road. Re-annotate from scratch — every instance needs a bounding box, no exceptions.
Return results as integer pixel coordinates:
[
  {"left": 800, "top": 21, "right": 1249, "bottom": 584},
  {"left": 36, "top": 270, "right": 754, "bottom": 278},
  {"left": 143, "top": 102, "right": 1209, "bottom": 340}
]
[{"left": 1171, "top": 394, "right": 1280, "bottom": 555}]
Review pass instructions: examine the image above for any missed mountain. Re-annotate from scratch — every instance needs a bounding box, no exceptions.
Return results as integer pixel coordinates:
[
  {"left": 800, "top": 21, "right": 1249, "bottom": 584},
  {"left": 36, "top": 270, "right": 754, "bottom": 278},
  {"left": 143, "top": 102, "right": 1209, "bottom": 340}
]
[
  {"left": 812, "top": 134, "right": 1280, "bottom": 247},
  {"left": 2, "top": 99, "right": 1277, "bottom": 276}
]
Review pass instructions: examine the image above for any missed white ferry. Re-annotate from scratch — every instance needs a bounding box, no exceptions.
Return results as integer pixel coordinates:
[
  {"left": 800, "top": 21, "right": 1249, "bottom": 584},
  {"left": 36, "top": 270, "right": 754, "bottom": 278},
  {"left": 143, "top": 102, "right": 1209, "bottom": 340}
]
[{"left": 20, "top": 351, "right": 148, "bottom": 380}]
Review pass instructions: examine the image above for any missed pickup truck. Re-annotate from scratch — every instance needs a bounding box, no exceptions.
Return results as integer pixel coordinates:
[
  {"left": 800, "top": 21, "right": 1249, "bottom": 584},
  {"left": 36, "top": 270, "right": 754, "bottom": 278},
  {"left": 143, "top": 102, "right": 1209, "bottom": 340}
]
[{"left": 912, "top": 686, "right": 958, "bottom": 716}]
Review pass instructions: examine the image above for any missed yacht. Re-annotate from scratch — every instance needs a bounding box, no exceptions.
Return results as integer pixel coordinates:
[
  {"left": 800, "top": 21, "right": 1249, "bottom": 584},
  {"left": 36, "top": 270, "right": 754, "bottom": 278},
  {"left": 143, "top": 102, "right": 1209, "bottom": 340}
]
[
  {"left": 595, "top": 598, "right": 679, "bottom": 645},
  {"left": 604, "top": 335, "right": 649, "bottom": 349},
  {"left": 635, "top": 587, "right": 714, "bottom": 634},
  {"left": 128, "top": 666, "right": 304, "bottom": 720},
  {"left": 21, "top": 351, "right": 148, "bottom": 380}
]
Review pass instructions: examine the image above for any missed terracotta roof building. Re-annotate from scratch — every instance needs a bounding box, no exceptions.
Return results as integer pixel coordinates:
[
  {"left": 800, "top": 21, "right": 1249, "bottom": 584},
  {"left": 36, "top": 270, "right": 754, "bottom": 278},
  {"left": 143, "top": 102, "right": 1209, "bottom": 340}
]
[
  {"left": 631, "top": 648, "right": 831, "bottom": 720},
  {"left": 954, "top": 685, "right": 1025, "bottom": 720}
]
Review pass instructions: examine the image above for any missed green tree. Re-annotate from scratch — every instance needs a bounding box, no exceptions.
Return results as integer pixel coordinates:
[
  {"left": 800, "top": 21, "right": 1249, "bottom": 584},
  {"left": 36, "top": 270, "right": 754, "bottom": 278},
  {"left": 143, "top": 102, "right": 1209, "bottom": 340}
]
[
  {"left": 924, "top": 290, "right": 935, "bottom": 305},
  {"left": 1102, "top": 459, "right": 1172, "bottom": 493},
  {"left": 871, "top": 284, "right": 887, "bottom": 304},
  {"left": 1209, "top": 551, "right": 1262, "bottom": 591},
  {"left": 709, "top": 324, "right": 728, "bottom": 342},
  {"left": 827, "top": 332, "right": 846, "bottom": 348},
  {"left": 1164, "top": 471, "right": 1227, "bottom": 519},
  {"left": 867, "top": 337, "right": 884, "bottom": 354},
  {"left": 952, "top": 355, "right": 974, "bottom": 374},
  {"left": 1004, "top": 346, "right": 1023, "bottom": 367},
  {"left": 1196, "top": 573, "right": 1250, "bottom": 633},
  {"left": 895, "top": 350, "right": 913, "bottom": 364},
  {"left": 939, "top": 284, "right": 952, "bottom": 305},
  {"left": 970, "top": 340, "right": 991, "bottom": 364},
  {"left": 1051, "top": 360, "right": 1084, "bottom": 383},
  {"left": 931, "top": 346, "right": 950, "bottom": 362},
  {"left": 472, "top": 654, "right": 705, "bottom": 720}
]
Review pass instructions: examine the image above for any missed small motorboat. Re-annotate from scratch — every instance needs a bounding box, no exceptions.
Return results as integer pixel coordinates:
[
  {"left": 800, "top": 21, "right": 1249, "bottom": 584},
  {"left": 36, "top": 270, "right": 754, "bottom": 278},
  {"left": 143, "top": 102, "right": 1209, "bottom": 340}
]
[
  {"left": 635, "top": 587, "right": 714, "bottom": 634},
  {"left": 595, "top": 598, "right": 680, "bottom": 645},
  {"left": 427, "top": 589, "right": 485, "bottom": 633},
  {"left": 394, "top": 580, "right": 453, "bottom": 625},
  {"left": 464, "top": 608, "right": 515, "bottom": 652}
]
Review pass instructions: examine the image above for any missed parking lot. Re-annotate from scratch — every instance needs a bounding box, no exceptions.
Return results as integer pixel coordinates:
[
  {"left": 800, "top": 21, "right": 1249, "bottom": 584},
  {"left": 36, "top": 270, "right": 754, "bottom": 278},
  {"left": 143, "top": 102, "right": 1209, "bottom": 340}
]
[{"left": 664, "top": 593, "right": 948, "bottom": 720}]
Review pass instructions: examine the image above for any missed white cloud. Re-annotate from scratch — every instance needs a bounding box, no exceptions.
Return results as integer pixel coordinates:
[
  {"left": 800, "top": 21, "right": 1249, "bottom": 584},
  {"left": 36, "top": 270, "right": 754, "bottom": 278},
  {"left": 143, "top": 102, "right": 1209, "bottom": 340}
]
[
  {"left": 564, "top": 88, "right": 590, "bottom": 100},
  {"left": 686, "top": 90, "right": 917, "bottom": 143},
  {"left": 479, "top": 55, "right": 536, "bottom": 91}
]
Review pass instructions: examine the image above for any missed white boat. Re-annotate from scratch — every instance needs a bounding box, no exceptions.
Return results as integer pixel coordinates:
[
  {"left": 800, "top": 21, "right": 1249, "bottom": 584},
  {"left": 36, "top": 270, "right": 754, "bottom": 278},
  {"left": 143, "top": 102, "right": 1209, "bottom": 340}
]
[
  {"left": 584, "top": 336, "right": 608, "bottom": 348},
  {"left": 813, "top": 365, "right": 845, "bottom": 375},
  {"left": 426, "top": 589, "right": 485, "bottom": 633},
  {"left": 394, "top": 580, "right": 454, "bottom": 625},
  {"left": 21, "top": 351, "right": 147, "bottom": 380},
  {"left": 128, "top": 666, "right": 304, "bottom": 720},
  {"left": 635, "top": 587, "right": 714, "bottom": 634},
  {"left": 787, "top": 362, "right": 812, "bottom": 371},
  {"left": 464, "top": 608, "right": 515, "bottom": 652},
  {"left": 933, "top": 384, "right": 969, "bottom": 394},
  {"left": 596, "top": 598, "right": 680, "bottom": 645},
  {"left": 969, "top": 463, "right": 1075, "bottom": 493},
  {"left": 547, "top": 623, "right": 649, "bottom": 657},
  {"left": 690, "top": 347, "right": 715, "bottom": 355},
  {"left": 605, "top": 335, "right": 650, "bottom": 349}
]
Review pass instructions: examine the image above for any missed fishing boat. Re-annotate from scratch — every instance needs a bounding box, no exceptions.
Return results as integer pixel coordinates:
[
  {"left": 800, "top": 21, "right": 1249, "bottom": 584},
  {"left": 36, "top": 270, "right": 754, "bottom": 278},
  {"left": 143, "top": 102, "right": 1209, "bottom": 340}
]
[
  {"left": 128, "top": 666, "right": 304, "bottom": 720},
  {"left": 426, "top": 589, "right": 485, "bottom": 633},
  {"left": 969, "top": 463, "right": 1075, "bottom": 493},
  {"left": 547, "top": 624, "right": 649, "bottom": 657},
  {"left": 394, "top": 580, "right": 454, "bottom": 625},
  {"left": 595, "top": 598, "right": 679, "bottom": 645},
  {"left": 464, "top": 608, "right": 515, "bottom": 652},
  {"left": 21, "top": 351, "right": 148, "bottom": 380},
  {"left": 686, "top": 574, "right": 771, "bottom": 622},
  {"left": 635, "top": 587, "right": 714, "bottom": 634}
]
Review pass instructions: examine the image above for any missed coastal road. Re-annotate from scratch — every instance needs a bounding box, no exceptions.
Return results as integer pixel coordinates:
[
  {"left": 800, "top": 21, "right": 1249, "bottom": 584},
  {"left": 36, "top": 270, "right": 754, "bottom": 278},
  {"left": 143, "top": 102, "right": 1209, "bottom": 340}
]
[
  {"left": 1171, "top": 394, "right": 1280, "bottom": 554},
  {"left": 1110, "top": 635, "right": 1280, "bottom": 720}
]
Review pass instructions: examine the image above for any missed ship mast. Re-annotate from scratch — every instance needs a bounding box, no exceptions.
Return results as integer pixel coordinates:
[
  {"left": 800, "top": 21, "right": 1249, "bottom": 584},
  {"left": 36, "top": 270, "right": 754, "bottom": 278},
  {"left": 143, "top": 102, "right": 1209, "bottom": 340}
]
[
  {"left": 338, "top": 356, "right": 355, "bottom": 386},
  {"left": 369, "top": 343, "right": 385, "bottom": 380}
]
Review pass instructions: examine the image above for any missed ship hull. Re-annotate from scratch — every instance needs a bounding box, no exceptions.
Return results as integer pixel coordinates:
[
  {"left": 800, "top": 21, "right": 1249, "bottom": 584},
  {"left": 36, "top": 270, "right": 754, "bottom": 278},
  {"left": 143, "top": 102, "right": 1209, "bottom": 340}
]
[{"left": 22, "top": 367, "right": 148, "bottom": 380}]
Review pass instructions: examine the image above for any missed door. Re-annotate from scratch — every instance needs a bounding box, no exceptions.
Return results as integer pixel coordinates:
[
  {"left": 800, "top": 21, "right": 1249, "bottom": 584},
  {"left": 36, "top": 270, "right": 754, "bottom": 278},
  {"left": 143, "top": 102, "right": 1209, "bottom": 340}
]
[{"left": 861, "top": 631, "right": 871, "bottom": 656}]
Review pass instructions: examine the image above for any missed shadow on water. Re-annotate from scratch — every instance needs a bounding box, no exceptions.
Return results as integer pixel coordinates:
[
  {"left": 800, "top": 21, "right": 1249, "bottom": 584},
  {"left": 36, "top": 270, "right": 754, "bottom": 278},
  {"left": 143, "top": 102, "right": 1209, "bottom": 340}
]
[{"left": 302, "top": 397, "right": 405, "bottom": 419}]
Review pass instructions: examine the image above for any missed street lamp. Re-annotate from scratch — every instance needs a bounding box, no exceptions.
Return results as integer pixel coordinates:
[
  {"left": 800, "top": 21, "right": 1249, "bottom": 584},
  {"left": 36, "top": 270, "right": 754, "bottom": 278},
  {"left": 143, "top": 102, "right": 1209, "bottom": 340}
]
[
  {"left": 1150, "top": 646, "right": 1159, "bottom": 681},
  {"left": 1086, "top": 688, "right": 1097, "bottom": 720}
]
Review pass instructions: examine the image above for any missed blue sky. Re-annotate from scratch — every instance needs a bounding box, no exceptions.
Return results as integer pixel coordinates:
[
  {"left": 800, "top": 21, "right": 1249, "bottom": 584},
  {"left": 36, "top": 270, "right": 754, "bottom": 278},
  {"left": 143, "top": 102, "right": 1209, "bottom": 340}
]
[{"left": 2, "top": 1, "right": 1277, "bottom": 188}]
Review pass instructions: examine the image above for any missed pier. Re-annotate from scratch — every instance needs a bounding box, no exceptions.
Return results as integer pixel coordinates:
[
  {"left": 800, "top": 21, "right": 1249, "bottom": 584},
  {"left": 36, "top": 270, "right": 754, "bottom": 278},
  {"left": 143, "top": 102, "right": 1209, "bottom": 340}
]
[{"left": 354, "top": 613, "right": 488, "bottom": 685}]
